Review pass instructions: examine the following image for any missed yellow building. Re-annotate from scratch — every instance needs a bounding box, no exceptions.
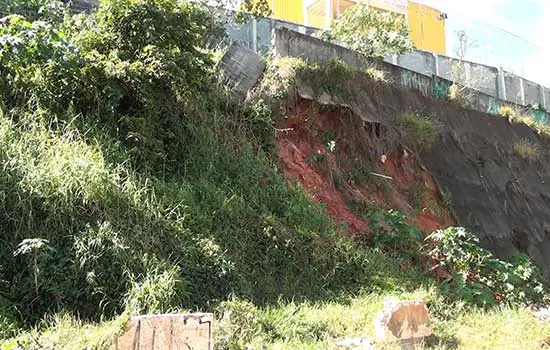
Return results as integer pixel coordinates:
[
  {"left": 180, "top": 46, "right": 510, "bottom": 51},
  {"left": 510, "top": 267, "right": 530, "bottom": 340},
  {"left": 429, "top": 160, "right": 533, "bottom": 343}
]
[
  {"left": 260, "top": 0, "right": 447, "bottom": 55},
  {"left": 407, "top": 1, "right": 446, "bottom": 55},
  {"left": 271, "top": 0, "right": 305, "bottom": 24}
]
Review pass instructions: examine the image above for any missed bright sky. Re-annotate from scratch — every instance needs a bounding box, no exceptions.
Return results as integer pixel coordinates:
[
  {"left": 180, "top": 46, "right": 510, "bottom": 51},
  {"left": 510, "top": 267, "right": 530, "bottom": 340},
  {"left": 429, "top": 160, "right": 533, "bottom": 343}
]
[{"left": 415, "top": 0, "right": 550, "bottom": 86}]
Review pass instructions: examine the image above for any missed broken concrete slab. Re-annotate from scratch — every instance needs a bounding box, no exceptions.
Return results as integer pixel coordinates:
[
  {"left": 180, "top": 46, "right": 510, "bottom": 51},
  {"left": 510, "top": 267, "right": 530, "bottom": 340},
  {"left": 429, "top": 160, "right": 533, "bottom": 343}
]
[
  {"left": 113, "top": 313, "right": 213, "bottom": 350},
  {"left": 218, "top": 43, "right": 265, "bottom": 101}
]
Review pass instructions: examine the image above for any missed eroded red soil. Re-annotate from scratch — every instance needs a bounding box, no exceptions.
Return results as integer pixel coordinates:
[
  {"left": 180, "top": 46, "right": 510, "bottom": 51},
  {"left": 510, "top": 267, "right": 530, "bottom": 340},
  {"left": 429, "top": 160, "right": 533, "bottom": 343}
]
[{"left": 276, "top": 99, "right": 454, "bottom": 235}]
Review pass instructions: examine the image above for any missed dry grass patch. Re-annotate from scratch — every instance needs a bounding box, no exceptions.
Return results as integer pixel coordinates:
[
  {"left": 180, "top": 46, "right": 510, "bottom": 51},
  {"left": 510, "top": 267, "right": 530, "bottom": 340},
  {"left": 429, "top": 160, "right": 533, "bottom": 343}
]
[{"left": 513, "top": 139, "right": 539, "bottom": 160}]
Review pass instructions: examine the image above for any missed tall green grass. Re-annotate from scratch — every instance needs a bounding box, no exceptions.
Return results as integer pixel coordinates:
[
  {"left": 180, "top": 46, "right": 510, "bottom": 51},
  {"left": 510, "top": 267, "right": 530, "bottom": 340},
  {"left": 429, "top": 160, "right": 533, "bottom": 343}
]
[
  {"left": 0, "top": 0, "right": 408, "bottom": 336},
  {"left": 1, "top": 2, "right": 549, "bottom": 348}
]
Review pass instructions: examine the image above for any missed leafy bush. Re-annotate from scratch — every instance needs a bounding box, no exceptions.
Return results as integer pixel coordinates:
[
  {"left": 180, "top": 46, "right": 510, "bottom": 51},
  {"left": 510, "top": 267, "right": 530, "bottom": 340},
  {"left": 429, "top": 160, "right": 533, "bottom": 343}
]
[
  {"left": 367, "top": 209, "right": 422, "bottom": 255},
  {"left": 324, "top": 3, "right": 414, "bottom": 59},
  {"left": 425, "top": 227, "right": 546, "bottom": 306}
]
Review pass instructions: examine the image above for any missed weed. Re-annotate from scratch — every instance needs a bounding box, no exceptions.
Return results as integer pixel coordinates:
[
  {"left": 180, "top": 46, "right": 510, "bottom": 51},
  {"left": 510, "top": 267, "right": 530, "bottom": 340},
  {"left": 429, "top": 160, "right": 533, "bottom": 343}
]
[
  {"left": 347, "top": 196, "right": 380, "bottom": 218},
  {"left": 448, "top": 84, "right": 467, "bottom": 106},
  {"left": 394, "top": 113, "right": 440, "bottom": 151},
  {"left": 306, "top": 152, "right": 327, "bottom": 164},
  {"left": 347, "top": 160, "right": 372, "bottom": 186},
  {"left": 371, "top": 177, "right": 393, "bottom": 203},
  {"left": 498, "top": 105, "right": 516, "bottom": 118},
  {"left": 441, "top": 190, "right": 454, "bottom": 211},
  {"left": 425, "top": 227, "right": 546, "bottom": 306},
  {"left": 409, "top": 180, "right": 426, "bottom": 212},
  {"left": 333, "top": 173, "right": 345, "bottom": 190},
  {"left": 368, "top": 209, "right": 422, "bottom": 255},
  {"left": 498, "top": 105, "right": 550, "bottom": 136},
  {"left": 513, "top": 139, "right": 539, "bottom": 160},
  {"left": 364, "top": 67, "right": 387, "bottom": 82}
]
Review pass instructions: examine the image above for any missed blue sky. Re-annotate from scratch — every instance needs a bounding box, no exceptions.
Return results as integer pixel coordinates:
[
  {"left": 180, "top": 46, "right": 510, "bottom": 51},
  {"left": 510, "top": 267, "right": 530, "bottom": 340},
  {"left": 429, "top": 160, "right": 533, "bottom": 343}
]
[{"left": 416, "top": 0, "right": 550, "bottom": 85}]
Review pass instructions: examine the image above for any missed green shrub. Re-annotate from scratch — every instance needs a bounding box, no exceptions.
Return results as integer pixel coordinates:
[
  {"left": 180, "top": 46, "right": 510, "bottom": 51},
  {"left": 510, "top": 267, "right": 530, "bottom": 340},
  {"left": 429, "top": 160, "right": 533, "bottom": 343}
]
[
  {"left": 394, "top": 113, "right": 440, "bottom": 150},
  {"left": 425, "top": 227, "right": 546, "bottom": 306},
  {"left": 0, "top": 0, "right": 402, "bottom": 329},
  {"left": 367, "top": 209, "right": 422, "bottom": 255}
]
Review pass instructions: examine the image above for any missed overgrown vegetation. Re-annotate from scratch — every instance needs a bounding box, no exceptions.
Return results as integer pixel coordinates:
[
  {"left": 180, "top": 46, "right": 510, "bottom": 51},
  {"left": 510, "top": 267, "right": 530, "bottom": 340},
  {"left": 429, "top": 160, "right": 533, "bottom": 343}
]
[
  {"left": 498, "top": 105, "right": 550, "bottom": 136},
  {"left": 1, "top": 1, "right": 550, "bottom": 348},
  {"left": 323, "top": 3, "right": 414, "bottom": 59},
  {"left": 0, "top": 0, "right": 380, "bottom": 338},
  {"left": 426, "top": 227, "right": 546, "bottom": 306},
  {"left": 394, "top": 113, "right": 440, "bottom": 151}
]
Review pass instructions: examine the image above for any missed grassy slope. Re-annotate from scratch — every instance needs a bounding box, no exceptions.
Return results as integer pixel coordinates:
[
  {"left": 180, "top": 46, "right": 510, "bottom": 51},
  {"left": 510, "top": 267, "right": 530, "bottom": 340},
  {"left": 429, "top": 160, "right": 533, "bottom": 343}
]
[
  {"left": 5, "top": 292, "right": 550, "bottom": 349},
  {"left": 0, "top": 2, "right": 549, "bottom": 349}
]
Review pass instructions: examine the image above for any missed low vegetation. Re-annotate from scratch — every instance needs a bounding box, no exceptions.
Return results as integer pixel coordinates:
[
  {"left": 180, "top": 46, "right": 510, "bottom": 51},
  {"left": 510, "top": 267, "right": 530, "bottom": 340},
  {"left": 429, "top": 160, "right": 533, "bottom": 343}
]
[
  {"left": 0, "top": 0, "right": 381, "bottom": 339},
  {"left": 394, "top": 113, "right": 441, "bottom": 151},
  {"left": 1, "top": 1, "right": 550, "bottom": 349},
  {"left": 513, "top": 138, "right": 539, "bottom": 160},
  {"left": 426, "top": 227, "right": 545, "bottom": 306},
  {"left": 499, "top": 105, "right": 550, "bottom": 136}
]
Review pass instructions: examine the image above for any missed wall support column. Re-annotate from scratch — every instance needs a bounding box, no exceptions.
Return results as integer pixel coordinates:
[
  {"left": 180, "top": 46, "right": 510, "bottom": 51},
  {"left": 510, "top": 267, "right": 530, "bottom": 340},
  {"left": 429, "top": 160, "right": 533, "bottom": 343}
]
[
  {"left": 497, "top": 67, "right": 507, "bottom": 101},
  {"left": 251, "top": 18, "right": 258, "bottom": 53},
  {"left": 433, "top": 53, "right": 440, "bottom": 76},
  {"left": 519, "top": 77, "right": 526, "bottom": 105},
  {"left": 540, "top": 85, "right": 547, "bottom": 110}
]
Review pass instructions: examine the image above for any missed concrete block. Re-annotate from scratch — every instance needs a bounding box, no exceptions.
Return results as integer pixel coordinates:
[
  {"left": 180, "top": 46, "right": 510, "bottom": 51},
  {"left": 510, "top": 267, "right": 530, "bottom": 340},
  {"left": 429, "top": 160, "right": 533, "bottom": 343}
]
[
  {"left": 113, "top": 313, "right": 213, "bottom": 350},
  {"left": 218, "top": 42, "right": 265, "bottom": 100}
]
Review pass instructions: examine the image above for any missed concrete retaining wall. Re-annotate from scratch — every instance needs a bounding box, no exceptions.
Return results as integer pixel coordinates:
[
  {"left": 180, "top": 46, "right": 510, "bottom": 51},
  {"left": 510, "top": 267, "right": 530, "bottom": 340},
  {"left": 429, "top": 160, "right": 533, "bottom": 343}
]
[
  {"left": 272, "top": 28, "right": 550, "bottom": 123},
  {"left": 438, "top": 57, "right": 499, "bottom": 97},
  {"left": 225, "top": 17, "right": 549, "bottom": 120},
  {"left": 394, "top": 51, "right": 436, "bottom": 76}
]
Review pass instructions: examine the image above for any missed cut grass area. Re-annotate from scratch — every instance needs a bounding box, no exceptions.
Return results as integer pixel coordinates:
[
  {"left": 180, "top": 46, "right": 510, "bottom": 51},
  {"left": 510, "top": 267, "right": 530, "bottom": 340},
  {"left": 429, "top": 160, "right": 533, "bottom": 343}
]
[
  {"left": 2, "top": 313, "right": 128, "bottom": 350},
  {"left": 435, "top": 307, "right": 550, "bottom": 350}
]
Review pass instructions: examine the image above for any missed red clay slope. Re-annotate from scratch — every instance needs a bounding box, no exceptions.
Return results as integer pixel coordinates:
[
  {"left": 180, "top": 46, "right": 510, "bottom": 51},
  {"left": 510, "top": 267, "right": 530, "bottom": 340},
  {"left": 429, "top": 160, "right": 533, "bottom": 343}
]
[{"left": 276, "top": 99, "right": 453, "bottom": 235}]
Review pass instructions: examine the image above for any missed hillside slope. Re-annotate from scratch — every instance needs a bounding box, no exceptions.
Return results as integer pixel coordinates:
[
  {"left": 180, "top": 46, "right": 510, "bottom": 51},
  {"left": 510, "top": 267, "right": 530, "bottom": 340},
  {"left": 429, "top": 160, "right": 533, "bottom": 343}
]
[
  {"left": 2, "top": 1, "right": 550, "bottom": 349},
  {"left": 258, "top": 56, "right": 550, "bottom": 281}
]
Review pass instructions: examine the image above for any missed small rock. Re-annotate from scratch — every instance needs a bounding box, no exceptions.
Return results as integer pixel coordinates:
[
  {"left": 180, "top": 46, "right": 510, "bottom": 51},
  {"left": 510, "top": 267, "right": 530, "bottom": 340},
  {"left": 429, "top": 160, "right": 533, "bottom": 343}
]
[
  {"left": 530, "top": 306, "right": 550, "bottom": 321},
  {"left": 334, "top": 337, "right": 376, "bottom": 349},
  {"left": 374, "top": 298, "right": 434, "bottom": 346}
]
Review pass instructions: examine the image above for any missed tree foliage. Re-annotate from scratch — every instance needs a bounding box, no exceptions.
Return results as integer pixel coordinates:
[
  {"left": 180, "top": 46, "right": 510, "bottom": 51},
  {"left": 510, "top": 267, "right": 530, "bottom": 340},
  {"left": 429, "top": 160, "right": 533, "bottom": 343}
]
[{"left": 325, "top": 3, "right": 414, "bottom": 58}]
